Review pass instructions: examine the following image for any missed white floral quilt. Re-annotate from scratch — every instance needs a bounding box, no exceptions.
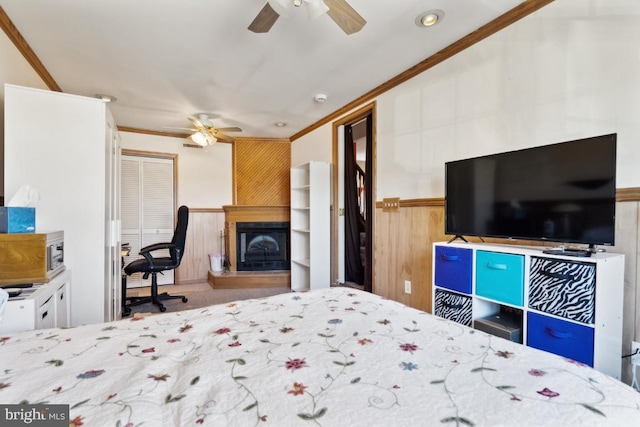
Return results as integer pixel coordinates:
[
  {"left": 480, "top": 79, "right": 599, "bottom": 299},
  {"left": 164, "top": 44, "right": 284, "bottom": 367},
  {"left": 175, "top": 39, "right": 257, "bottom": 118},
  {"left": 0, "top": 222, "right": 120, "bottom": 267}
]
[{"left": 1, "top": 287, "right": 639, "bottom": 426}]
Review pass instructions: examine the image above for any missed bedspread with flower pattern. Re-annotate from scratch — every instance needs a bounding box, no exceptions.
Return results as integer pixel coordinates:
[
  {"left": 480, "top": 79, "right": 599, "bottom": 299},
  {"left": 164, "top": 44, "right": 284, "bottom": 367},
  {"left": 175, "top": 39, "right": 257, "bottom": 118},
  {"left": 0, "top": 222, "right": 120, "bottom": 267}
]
[{"left": 1, "top": 287, "right": 640, "bottom": 426}]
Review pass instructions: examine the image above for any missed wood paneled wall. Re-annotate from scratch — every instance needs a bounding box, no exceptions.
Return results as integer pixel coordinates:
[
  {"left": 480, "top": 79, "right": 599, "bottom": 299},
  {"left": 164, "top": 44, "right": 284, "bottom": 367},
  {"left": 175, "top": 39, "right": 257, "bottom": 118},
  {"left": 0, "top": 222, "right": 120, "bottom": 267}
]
[
  {"left": 234, "top": 138, "right": 291, "bottom": 206},
  {"left": 374, "top": 202, "right": 447, "bottom": 313},
  {"left": 373, "top": 193, "right": 639, "bottom": 315},
  {"left": 176, "top": 209, "right": 226, "bottom": 284}
]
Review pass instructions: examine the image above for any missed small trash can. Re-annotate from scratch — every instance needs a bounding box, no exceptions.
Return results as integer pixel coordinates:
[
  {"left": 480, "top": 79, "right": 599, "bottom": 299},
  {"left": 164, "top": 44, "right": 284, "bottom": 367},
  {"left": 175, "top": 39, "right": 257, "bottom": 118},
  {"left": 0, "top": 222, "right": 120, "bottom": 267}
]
[{"left": 209, "top": 253, "right": 224, "bottom": 272}]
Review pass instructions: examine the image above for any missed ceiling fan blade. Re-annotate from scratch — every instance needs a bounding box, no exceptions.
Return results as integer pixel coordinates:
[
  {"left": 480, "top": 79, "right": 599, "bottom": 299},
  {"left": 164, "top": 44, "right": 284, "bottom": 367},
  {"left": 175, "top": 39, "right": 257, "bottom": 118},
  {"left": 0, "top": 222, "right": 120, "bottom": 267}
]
[
  {"left": 183, "top": 143, "right": 203, "bottom": 149},
  {"left": 215, "top": 127, "right": 243, "bottom": 133},
  {"left": 248, "top": 2, "right": 280, "bottom": 33},
  {"left": 214, "top": 133, "right": 235, "bottom": 143},
  {"left": 324, "top": 0, "right": 366, "bottom": 35},
  {"left": 188, "top": 117, "right": 205, "bottom": 130}
]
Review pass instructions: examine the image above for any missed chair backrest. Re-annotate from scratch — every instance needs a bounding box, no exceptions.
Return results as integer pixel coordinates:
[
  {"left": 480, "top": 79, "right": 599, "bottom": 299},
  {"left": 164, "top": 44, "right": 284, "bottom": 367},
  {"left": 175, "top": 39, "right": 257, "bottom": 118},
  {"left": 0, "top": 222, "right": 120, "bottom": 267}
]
[{"left": 170, "top": 205, "right": 189, "bottom": 265}]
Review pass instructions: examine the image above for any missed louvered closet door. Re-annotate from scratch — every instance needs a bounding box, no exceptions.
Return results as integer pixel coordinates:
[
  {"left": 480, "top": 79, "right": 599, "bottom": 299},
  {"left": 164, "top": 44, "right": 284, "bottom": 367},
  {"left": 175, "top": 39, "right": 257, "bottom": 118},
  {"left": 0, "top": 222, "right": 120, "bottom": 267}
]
[{"left": 121, "top": 155, "right": 175, "bottom": 288}]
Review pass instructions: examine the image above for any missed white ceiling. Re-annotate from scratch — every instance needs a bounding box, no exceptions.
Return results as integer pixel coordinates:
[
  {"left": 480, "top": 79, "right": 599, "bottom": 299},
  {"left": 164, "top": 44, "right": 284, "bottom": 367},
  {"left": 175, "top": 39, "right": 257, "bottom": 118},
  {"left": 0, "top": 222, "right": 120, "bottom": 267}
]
[{"left": 0, "top": 0, "right": 526, "bottom": 139}]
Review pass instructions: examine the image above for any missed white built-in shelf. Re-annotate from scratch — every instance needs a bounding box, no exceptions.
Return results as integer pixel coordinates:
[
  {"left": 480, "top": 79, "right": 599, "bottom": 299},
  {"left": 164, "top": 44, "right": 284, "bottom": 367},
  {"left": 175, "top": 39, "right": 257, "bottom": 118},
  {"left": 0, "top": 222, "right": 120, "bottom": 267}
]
[{"left": 290, "top": 161, "right": 330, "bottom": 292}]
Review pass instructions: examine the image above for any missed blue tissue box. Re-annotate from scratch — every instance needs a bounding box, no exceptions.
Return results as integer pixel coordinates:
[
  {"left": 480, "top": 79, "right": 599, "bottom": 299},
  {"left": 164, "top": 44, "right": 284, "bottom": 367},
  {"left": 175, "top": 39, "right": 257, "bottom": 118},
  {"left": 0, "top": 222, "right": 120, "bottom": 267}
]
[{"left": 0, "top": 207, "right": 36, "bottom": 233}]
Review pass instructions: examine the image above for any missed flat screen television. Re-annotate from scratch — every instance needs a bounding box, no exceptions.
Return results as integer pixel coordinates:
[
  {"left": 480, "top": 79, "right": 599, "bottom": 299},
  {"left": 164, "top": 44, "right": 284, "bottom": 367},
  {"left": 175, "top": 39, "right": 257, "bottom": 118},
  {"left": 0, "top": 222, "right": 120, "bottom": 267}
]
[{"left": 445, "top": 133, "right": 617, "bottom": 247}]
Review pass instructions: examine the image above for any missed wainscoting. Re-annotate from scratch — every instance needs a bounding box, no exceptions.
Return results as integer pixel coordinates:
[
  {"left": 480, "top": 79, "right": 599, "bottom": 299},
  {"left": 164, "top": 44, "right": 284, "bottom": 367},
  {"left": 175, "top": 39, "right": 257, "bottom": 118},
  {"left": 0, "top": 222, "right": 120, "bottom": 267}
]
[
  {"left": 176, "top": 208, "right": 226, "bottom": 284},
  {"left": 374, "top": 199, "right": 447, "bottom": 313}
]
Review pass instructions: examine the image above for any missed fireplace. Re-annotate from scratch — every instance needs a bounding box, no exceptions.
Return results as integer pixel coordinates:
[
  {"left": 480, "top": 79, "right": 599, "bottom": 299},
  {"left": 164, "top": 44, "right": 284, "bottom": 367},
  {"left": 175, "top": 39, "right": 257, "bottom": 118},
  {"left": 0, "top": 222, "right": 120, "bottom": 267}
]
[{"left": 236, "top": 222, "right": 290, "bottom": 271}]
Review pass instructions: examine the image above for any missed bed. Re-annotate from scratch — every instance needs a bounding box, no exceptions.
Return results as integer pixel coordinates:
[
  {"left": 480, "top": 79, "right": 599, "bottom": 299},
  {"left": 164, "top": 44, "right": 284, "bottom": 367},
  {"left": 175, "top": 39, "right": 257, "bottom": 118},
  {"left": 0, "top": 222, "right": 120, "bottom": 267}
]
[{"left": 1, "top": 287, "right": 639, "bottom": 426}]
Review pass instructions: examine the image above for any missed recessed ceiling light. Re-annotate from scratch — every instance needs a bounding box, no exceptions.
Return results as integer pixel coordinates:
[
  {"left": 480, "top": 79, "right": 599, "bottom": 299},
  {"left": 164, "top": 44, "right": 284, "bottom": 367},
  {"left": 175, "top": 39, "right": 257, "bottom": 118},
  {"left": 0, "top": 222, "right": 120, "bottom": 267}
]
[
  {"left": 275, "top": 122, "right": 287, "bottom": 127},
  {"left": 416, "top": 10, "right": 444, "bottom": 27},
  {"left": 95, "top": 94, "right": 116, "bottom": 102}
]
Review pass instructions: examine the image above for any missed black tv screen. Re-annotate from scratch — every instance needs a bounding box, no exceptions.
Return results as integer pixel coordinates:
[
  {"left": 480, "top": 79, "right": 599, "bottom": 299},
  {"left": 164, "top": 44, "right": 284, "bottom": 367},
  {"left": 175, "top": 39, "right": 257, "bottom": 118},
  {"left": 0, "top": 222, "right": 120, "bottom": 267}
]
[{"left": 445, "top": 133, "right": 617, "bottom": 246}]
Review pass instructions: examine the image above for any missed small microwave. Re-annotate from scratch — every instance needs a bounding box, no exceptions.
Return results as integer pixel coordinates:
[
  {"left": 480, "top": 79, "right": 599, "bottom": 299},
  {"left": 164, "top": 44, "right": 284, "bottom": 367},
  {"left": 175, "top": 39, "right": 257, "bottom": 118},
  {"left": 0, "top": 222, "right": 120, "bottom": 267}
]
[{"left": 0, "top": 231, "right": 65, "bottom": 286}]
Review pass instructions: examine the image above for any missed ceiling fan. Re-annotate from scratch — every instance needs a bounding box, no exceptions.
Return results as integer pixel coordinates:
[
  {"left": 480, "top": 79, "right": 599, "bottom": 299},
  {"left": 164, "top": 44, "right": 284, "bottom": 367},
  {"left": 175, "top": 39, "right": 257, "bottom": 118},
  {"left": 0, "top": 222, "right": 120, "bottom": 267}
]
[
  {"left": 248, "top": 0, "right": 366, "bottom": 35},
  {"left": 176, "top": 113, "right": 243, "bottom": 147}
]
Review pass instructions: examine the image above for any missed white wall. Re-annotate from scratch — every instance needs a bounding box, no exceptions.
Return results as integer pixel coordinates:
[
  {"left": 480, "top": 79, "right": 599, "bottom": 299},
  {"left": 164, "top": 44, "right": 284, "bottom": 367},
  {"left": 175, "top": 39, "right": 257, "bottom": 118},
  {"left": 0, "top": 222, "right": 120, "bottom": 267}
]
[
  {"left": 380, "top": 0, "right": 640, "bottom": 199},
  {"left": 120, "top": 132, "right": 232, "bottom": 209},
  {"left": 293, "top": 0, "right": 640, "bottom": 199},
  {"left": 291, "top": 124, "right": 332, "bottom": 168},
  {"left": 0, "top": 30, "right": 49, "bottom": 198}
]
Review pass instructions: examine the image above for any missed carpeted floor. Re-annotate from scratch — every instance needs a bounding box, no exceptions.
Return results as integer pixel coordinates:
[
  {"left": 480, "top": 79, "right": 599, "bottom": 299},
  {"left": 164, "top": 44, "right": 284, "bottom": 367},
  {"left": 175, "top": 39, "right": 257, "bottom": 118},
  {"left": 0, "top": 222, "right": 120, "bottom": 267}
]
[{"left": 122, "top": 282, "right": 291, "bottom": 317}]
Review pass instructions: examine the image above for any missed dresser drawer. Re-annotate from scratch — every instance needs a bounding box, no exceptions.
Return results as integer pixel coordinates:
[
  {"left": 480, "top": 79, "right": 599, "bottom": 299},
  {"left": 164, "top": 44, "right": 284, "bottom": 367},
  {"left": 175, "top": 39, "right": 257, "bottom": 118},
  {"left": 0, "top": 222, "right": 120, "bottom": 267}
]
[
  {"left": 475, "top": 251, "right": 524, "bottom": 306},
  {"left": 434, "top": 289, "right": 472, "bottom": 327},
  {"left": 434, "top": 246, "right": 472, "bottom": 294},
  {"left": 529, "top": 257, "right": 596, "bottom": 324},
  {"left": 527, "top": 312, "right": 594, "bottom": 366}
]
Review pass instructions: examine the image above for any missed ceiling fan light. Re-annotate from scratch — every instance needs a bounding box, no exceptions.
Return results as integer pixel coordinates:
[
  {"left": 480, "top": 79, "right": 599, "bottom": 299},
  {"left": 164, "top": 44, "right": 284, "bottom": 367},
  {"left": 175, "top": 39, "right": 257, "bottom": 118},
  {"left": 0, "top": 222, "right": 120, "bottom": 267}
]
[
  {"left": 305, "top": 0, "right": 329, "bottom": 20},
  {"left": 191, "top": 131, "right": 209, "bottom": 146},
  {"left": 268, "top": 0, "right": 292, "bottom": 18},
  {"left": 206, "top": 133, "right": 218, "bottom": 145}
]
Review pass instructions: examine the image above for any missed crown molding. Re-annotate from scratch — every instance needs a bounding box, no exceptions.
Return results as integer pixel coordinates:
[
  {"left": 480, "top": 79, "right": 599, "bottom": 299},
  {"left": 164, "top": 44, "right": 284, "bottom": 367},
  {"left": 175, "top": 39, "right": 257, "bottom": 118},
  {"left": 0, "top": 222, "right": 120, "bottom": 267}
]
[{"left": 0, "top": 6, "right": 61, "bottom": 92}]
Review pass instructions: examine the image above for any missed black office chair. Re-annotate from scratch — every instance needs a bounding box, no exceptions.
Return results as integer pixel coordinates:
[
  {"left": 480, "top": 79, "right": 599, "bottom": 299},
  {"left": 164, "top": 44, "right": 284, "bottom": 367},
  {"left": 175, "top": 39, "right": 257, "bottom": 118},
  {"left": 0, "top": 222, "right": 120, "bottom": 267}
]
[{"left": 122, "top": 205, "right": 189, "bottom": 316}]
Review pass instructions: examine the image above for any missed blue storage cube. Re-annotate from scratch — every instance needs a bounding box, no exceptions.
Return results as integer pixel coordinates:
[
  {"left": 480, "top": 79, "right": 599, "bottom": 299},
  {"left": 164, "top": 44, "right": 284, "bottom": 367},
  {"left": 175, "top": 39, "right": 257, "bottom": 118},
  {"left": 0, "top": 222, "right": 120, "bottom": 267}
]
[
  {"left": 0, "top": 207, "right": 35, "bottom": 233},
  {"left": 476, "top": 251, "right": 524, "bottom": 306},
  {"left": 527, "top": 311, "right": 594, "bottom": 366},
  {"left": 434, "top": 246, "right": 472, "bottom": 294}
]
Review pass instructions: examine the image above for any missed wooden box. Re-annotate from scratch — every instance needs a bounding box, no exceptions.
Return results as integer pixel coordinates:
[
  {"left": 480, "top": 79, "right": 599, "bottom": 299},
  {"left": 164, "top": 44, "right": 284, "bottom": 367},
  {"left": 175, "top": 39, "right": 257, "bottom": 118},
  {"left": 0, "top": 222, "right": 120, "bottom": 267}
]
[{"left": 0, "top": 233, "right": 48, "bottom": 285}]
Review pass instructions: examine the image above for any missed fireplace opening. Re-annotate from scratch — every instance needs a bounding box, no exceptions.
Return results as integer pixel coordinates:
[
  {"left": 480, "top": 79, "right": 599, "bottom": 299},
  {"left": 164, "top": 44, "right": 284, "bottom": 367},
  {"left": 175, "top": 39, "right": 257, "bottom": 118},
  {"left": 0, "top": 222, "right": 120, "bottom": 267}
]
[{"left": 236, "top": 221, "right": 290, "bottom": 271}]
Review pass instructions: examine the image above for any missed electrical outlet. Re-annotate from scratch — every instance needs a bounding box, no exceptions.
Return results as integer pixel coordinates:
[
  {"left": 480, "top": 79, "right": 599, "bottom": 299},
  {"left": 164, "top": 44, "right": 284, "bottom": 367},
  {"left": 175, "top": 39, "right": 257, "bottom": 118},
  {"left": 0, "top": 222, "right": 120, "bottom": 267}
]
[
  {"left": 404, "top": 280, "right": 411, "bottom": 294},
  {"left": 382, "top": 197, "right": 400, "bottom": 212}
]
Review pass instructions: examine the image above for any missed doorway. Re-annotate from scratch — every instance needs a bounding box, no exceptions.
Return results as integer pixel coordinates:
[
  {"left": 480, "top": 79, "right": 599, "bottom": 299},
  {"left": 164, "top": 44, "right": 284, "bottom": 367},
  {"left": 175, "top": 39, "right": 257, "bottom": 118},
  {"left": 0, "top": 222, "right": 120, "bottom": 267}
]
[{"left": 332, "top": 103, "right": 375, "bottom": 292}]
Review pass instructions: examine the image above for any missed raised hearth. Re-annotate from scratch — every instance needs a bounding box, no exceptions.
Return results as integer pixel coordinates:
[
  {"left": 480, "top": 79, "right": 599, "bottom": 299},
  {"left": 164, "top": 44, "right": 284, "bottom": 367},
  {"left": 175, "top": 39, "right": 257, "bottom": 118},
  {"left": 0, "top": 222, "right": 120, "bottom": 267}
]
[{"left": 208, "top": 270, "right": 290, "bottom": 289}]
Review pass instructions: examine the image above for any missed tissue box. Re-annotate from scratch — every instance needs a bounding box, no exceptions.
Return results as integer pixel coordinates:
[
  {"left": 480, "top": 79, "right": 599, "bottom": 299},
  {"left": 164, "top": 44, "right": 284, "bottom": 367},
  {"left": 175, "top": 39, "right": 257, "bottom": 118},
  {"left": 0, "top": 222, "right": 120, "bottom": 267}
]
[{"left": 0, "top": 207, "right": 36, "bottom": 233}]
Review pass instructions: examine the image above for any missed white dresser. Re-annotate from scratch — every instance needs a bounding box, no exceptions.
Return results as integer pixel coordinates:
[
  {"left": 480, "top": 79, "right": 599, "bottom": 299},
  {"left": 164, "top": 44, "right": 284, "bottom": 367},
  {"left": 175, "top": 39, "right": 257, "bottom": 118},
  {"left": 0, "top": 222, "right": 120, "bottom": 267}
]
[{"left": 0, "top": 269, "right": 71, "bottom": 333}]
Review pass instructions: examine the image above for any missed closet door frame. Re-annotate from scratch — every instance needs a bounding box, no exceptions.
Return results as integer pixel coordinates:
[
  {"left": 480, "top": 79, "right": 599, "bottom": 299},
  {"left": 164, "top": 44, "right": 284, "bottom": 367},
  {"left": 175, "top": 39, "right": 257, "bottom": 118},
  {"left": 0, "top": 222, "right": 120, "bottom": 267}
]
[{"left": 121, "top": 149, "right": 178, "bottom": 288}]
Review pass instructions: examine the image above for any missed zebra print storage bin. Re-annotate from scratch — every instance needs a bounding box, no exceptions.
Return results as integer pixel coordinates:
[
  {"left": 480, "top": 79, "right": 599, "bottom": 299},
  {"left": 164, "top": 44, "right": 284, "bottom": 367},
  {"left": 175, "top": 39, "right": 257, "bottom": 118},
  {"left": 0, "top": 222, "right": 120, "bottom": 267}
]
[
  {"left": 528, "top": 257, "right": 596, "bottom": 325},
  {"left": 434, "top": 288, "right": 473, "bottom": 326}
]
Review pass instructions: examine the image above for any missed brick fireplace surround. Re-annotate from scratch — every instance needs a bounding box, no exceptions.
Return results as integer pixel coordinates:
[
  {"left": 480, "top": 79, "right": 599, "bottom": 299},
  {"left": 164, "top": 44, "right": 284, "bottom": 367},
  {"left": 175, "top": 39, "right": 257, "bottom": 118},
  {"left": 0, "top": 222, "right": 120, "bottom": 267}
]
[{"left": 207, "top": 205, "right": 291, "bottom": 289}]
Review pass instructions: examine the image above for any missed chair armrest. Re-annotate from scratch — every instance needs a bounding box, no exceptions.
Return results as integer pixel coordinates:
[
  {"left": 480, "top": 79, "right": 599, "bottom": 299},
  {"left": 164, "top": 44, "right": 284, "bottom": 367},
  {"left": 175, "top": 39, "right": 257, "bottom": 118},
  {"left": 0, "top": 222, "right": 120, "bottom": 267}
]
[
  {"left": 139, "top": 242, "right": 175, "bottom": 254},
  {"left": 139, "top": 242, "right": 177, "bottom": 266}
]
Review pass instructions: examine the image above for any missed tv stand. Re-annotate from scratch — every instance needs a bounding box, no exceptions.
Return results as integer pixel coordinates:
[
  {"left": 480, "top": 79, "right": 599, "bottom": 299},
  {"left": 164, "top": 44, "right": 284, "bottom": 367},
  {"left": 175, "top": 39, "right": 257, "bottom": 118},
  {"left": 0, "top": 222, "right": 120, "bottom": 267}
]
[
  {"left": 432, "top": 241, "right": 625, "bottom": 380},
  {"left": 447, "top": 235, "right": 468, "bottom": 243}
]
